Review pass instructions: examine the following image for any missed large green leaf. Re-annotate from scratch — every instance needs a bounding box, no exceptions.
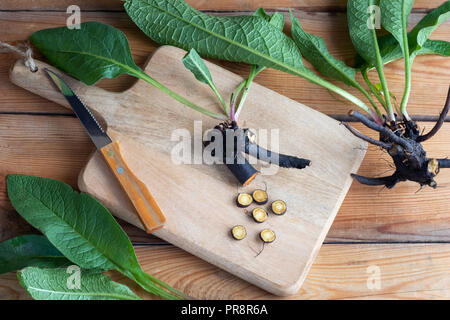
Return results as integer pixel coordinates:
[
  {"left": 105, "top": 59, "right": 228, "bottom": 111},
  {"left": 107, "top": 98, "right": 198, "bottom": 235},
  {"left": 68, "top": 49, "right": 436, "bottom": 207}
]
[
  {"left": 347, "top": 0, "right": 382, "bottom": 66},
  {"left": 30, "top": 22, "right": 226, "bottom": 120},
  {"left": 18, "top": 267, "right": 141, "bottom": 300},
  {"left": 124, "top": 0, "right": 303, "bottom": 73},
  {"left": 380, "top": 0, "right": 414, "bottom": 54},
  {"left": 356, "top": 1, "right": 450, "bottom": 69},
  {"left": 409, "top": 1, "right": 450, "bottom": 49},
  {"left": 0, "top": 235, "right": 71, "bottom": 275},
  {"left": 125, "top": 0, "right": 371, "bottom": 113},
  {"left": 290, "top": 11, "right": 357, "bottom": 87},
  {"left": 6, "top": 175, "right": 182, "bottom": 300},
  {"left": 30, "top": 22, "right": 140, "bottom": 85}
]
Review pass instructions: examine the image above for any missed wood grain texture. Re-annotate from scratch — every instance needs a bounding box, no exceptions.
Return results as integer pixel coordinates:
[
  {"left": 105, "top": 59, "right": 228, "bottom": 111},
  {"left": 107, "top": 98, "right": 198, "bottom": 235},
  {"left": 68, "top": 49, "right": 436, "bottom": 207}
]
[
  {"left": 0, "top": 115, "right": 449, "bottom": 245},
  {"left": 1, "top": 0, "right": 450, "bottom": 300},
  {"left": 1, "top": 11, "right": 449, "bottom": 115},
  {"left": 329, "top": 121, "right": 450, "bottom": 242},
  {"left": 0, "top": 114, "right": 94, "bottom": 242},
  {"left": 2, "top": 243, "right": 450, "bottom": 300},
  {"left": 10, "top": 46, "right": 367, "bottom": 296},
  {"left": 1, "top": 0, "right": 445, "bottom": 11}
]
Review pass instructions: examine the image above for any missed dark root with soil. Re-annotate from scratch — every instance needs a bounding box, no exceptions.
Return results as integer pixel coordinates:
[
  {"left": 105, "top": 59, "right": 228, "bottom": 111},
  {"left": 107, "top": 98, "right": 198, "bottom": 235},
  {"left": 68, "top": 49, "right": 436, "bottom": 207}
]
[
  {"left": 204, "top": 121, "right": 311, "bottom": 186},
  {"left": 343, "top": 87, "right": 450, "bottom": 189}
]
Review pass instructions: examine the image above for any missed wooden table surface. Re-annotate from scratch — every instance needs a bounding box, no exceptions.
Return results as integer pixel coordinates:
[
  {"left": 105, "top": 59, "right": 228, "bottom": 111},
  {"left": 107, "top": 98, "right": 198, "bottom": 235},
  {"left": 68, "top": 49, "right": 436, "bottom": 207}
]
[{"left": 1, "top": 0, "right": 449, "bottom": 300}]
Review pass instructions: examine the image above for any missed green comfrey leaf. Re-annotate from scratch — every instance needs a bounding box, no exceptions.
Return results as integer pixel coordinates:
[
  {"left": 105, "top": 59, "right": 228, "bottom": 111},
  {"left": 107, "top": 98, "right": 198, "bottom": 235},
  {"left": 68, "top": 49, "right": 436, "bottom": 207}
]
[
  {"left": 380, "top": 0, "right": 414, "bottom": 54},
  {"left": 124, "top": 0, "right": 371, "bottom": 114},
  {"left": 354, "top": 34, "right": 401, "bottom": 69},
  {"left": 0, "top": 235, "right": 72, "bottom": 275},
  {"left": 290, "top": 11, "right": 357, "bottom": 87},
  {"left": 356, "top": 1, "right": 450, "bottom": 69},
  {"left": 380, "top": 0, "right": 415, "bottom": 113},
  {"left": 417, "top": 39, "right": 450, "bottom": 56},
  {"left": 124, "top": 0, "right": 303, "bottom": 73},
  {"left": 18, "top": 267, "right": 141, "bottom": 300},
  {"left": 409, "top": 1, "right": 450, "bottom": 50},
  {"left": 348, "top": 0, "right": 394, "bottom": 118},
  {"left": 30, "top": 21, "right": 139, "bottom": 86},
  {"left": 182, "top": 49, "right": 215, "bottom": 86},
  {"left": 347, "top": 0, "right": 382, "bottom": 67},
  {"left": 182, "top": 49, "right": 227, "bottom": 114},
  {"left": 7, "top": 175, "right": 184, "bottom": 300},
  {"left": 30, "top": 22, "right": 226, "bottom": 120}
]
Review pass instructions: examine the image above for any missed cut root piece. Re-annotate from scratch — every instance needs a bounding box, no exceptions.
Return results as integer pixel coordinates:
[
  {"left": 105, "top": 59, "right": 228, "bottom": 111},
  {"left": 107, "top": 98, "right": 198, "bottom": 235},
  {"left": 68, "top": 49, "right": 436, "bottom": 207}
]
[
  {"left": 236, "top": 193, "right": 253, "bottom": 208},
  {"left": 227, "top": 159, "right": 259, "bottom": 186},
  {"left": 204, "top": 121, "right": 310, "bottom": 186},
  {"left": 271, "top": 200, "right": 287, "bottom": 215},
  {"left": 231, "top": 225, "right": 247, "bottom": 240},
  {"left": 252, "top": 189, "right": 268, "bottom": 205},
  {"left": 252, "top": 208, "right": 268, "bottom": 223},
  {"left": 259, "top": 229, "right": 276, "bottom": 243}
]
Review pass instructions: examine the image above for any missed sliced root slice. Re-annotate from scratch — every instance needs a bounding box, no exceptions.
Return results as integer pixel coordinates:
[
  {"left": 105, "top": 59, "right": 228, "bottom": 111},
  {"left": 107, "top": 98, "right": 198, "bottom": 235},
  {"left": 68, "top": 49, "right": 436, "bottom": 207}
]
[
  {"left": 271, "top": 200, "right": 287, "bottom": 215},
  {"left": 252, "top": 189, "right": 268, "bottom": 205},
  {"left": 236, "top": 193, "right": 253, "bottom": 208},
  {"left": 231, "top": 225, "right": 247, "bottom": 240},
  {"left": 252, "top": 208, "right": 268, "bottom": 223},
  {"left": 259, "top": 229, "right": 276, "bottom": 243}
]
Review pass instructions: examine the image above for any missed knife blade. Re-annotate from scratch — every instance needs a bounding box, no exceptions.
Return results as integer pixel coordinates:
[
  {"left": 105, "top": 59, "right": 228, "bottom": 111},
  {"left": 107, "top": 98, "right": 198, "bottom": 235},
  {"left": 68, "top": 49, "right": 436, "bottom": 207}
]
[{"left": 45, "top": 68, "right": 166, "bottom": 233}]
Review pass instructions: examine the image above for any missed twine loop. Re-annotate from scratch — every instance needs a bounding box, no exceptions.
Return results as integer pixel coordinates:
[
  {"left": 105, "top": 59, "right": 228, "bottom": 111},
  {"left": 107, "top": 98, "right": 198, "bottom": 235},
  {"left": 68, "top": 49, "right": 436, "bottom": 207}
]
[{"left": 0, "top": 41, "right": 38, "bottom": 72}]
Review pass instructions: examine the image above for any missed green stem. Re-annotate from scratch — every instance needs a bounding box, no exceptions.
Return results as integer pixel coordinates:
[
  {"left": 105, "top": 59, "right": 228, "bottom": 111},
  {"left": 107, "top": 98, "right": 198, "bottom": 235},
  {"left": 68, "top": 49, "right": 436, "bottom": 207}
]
[
  {"left": 362, "top": 69, "right": 387, "bottom": 110},
  {"left": 132, "top": 70, "right": 227, "bottom": 121},
  {"left": 142, "top": 272, "right": 189, "bottom": 300},
  {"left": 235, "top": 65, "right": 258, "bottom": 120},
  {"left": 131, "top": 270, "right": 184, "bottom": 300},
  {"left": 300, "top": 68, "right": 373, "bottom": 114},
  {"left": 354, "top": 82, "right": 383, "bottom": 119},
  {"left": 211, "top": 84, "right": 229, "bottom": 116},
  {"left": 230, "top": 79, "right": 246, "bottom": 111},
  {"left": 371, "top": 29, "right": 395, "bottom": 121},
  {"left": 400, "top": 17, "right": 412, "bottom": 121}
]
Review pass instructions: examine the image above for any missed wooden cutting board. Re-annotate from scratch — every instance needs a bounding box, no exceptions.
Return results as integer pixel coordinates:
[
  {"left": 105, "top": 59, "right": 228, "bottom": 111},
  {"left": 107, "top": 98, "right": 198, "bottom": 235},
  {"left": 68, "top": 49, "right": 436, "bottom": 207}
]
[{"left": 10, "top": 45, "right": 366, "bottom": 296}]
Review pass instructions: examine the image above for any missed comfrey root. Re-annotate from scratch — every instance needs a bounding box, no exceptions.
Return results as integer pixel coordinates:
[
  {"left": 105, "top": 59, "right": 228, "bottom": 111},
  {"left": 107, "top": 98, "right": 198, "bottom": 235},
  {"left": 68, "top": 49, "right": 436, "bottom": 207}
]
[
  {"left": 343, "top": 87, "right": 450, "bottom": 189},
  {"left": 204, "top": 121, "right": 311, "bottom": 185}
]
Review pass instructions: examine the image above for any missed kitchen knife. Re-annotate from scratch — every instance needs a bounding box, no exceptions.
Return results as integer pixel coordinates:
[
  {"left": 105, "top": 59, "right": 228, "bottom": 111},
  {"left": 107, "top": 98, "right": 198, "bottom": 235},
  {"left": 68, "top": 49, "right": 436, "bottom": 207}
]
[{"left": 45, "top": 68, "right": 165, "bottom": 233}]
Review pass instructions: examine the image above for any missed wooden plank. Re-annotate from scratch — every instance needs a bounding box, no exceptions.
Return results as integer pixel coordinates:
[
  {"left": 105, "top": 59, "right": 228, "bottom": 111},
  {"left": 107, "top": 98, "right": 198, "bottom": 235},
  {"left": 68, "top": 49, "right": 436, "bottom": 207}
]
[
  {"left": 0, "top": 115, "right": 449, "bottom": 243},
  {"left": 1, "top": 0, "right": 445, "bottom": 11},
  {"left": 0, "top": 115, "right": 92, "bottom": 242},
  {"left": 0, "top": 11, "right": 449, "bottom": 115},
  {"left": 1, "top": 243, "right": 450, "bottom": 299}
]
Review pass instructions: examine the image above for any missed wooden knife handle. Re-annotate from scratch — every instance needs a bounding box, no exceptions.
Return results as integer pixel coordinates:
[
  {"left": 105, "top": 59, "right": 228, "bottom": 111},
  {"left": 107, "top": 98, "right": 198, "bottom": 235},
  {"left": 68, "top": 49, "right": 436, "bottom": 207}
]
[{"left": 100, "top": 141, "right": 165, "bottom": 233}]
